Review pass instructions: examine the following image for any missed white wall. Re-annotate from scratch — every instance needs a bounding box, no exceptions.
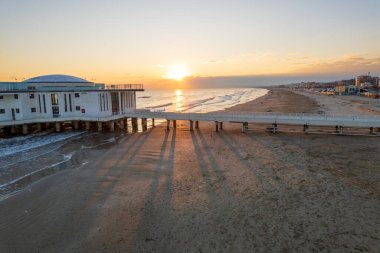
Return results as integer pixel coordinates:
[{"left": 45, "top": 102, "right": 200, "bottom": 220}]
[
  {"left": 0, "top": 93, "right": 23, "bottom": 121},
  {"left": 0, "top": 90, "right": 139, "bottom": 122}
]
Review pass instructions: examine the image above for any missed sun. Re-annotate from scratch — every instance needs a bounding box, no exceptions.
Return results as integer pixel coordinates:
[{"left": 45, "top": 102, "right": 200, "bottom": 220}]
[{"left": 164, "top": 65, "right": 189, "bottom": 80}]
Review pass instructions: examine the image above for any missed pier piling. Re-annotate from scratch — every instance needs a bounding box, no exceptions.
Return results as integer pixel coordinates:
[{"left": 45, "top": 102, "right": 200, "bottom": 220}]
[
  {"left": 215, "top": 121, "right": 219, "bottom": 132},
  {"left": 142, "top": 118, "right": 148, "bottom": 131},
  {"left": 119, "top": 120, "right": 124, "bottom": 130},
  {"left": 190, "top": 120, "right": 194, "bottom": 131},
  {"left": 123, "top": 118, "right": 129, "bottom": 133},
  {"left": 22, "top": 124, "right": 28, "bottom": 134},
  {"left": 152, "top": 118, "right": 155, "bottom": 127},
  {"left": 73, "top": 121, "right": 79, "bottom": 130},
  {"left": 166, "top": 120, "right": 170, "bottom": 131},
  {"left": 173, "top": 120, "right": 177, "bottom": 128},
  {"left": 219, "top": 122, "right": 223, "bottom": 130},
  {"left": 195, "top": 121, "right": 199, "bottom": 129},
  {"left": 272, "top": 123, "right": 278, "bottom": 133},
  {"left": 85, "top": 122, "right": 91, "bottom": 131},
  {"left": 132, "top": 118, "right": 138, "bottom": 132},
  {"left": 303, "top": 124, "right": 309, "bottom": 134},
  {"left": 242, "top": 122, "right": 248, "bottom": 132},
  {"left": 55, "top": 122, "right": 61, "bottom": 132},
  {"left": 97, "top": 122, "right": 103, "bottom": 131},
  {"left": 109, "top": 121, "right": 115, "bottom": 132},
  {"left": 36, "top": 123, "right": 42, "bottom": 132}
]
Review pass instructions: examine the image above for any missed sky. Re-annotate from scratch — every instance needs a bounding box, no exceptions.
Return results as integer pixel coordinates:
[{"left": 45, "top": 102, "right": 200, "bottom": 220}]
[{"left": 0, "top": 0, "right": 379, "bottom": 88}]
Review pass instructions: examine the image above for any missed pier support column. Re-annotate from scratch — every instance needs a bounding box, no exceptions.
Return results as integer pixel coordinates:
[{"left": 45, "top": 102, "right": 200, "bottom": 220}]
[
  {"left": 215, "top": 121, "right": 219, "bottom": 132},
  {"left": 10, "top": 126, "right": 16, "bottom": 134},
  {"left": 166, "top": 120, "right": 170, "bottom": 131},
  {"left": 219, "top": 122, "right": 223, "bottom": 130},
  {"left": 85, "top": 122, "right": 91, "bottom": 131},
  {"left": 132, "top": 118, "right": 138, "bottom": 133},
  {"left": 109, "top": 121, "right": 115, "bottom": 132},
  {"left": 119, "top": 120, "right": 124, "bottom": 130},
  {"left": 272, "top": 123, "right": 278, "bottom": 133},
  {"left": 152, "top": 118, "right": 155, "bottom": 127},
  {"left": 36, "top": 123, "right": 42, "bottom": 132},
  {"left": 141, "top": 118, "right": 147, "bottom": 132},
  {"left": 370, "top": 127, "right": 374, "bottom": 134},
  {"left": 55, "top": 122, "right": 61, "bottom": 132},
  {"left": 97, "top": 122, "right": 103, "bottom": 131},
  {"left": 73, "top": 121, "right": 79, "bottom": 130},
  {"left": 123, "top": 118, "right": 129, "bottom": 133},
  {"left": 195, "top": 121, "right": 199, "bottom": 129},
  {"left": 303, "top": 124, "right": 309, "bottom": 134},
  {"left": 339, "top": 126, "right": 343, "bottom": 135},
  {"left": 189, "top": 120, "right": 194, "bottom": 131},
  {"left": 173, "top": 120, "right": 177, "bottom": 128},
  {"left": 22, "top": 124, "right": 28, "bottom": 135},
  {"left": 242, "top": 122, "right": 248, "bottom": 132}
]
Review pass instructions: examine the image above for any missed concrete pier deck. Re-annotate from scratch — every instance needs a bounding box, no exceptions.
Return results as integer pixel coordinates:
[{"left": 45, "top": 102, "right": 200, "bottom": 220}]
[{"left": 1, "top": 110, "right": 380, "bottom": 135}]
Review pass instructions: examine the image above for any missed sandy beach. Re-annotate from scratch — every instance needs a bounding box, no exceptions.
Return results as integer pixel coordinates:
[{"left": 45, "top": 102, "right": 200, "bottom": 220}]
[{"left": 1, "top": 89, "right": 380, "bottom": 252}]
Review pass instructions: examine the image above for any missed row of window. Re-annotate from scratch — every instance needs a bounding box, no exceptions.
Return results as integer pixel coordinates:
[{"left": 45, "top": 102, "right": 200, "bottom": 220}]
[
  {"left": 28, "top": 93, "right": 80, "bottom": 99},
  {"left": 0, "top": 93, "right": 80, "bottom": 101},
  {"left": 99, "top": 93, "right": 109, "bottom": 112},
  {"left": 0, "top": 108, "right": 20, "bottom": 114}
]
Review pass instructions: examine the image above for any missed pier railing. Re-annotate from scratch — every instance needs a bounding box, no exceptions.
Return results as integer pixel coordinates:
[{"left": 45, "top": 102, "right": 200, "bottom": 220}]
[
  {"left": 127, "top": 110, "right": 380, "bottom": 128},
  {"left": 105, "top": 84, "right": 144, "bottom": 90},
  {"left": 1, "top": 110, "right": 380, "bottom": 129}
]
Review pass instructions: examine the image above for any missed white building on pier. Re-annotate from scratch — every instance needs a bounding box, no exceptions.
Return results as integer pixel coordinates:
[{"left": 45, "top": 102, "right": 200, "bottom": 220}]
[{"left": 0, "top": 74, "right": 144, "bottom": 123}]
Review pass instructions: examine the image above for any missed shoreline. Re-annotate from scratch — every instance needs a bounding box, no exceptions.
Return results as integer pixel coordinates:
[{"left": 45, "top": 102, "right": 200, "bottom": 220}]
[{"left": 0, "top": 89, "right": 380, "bottom": 252}]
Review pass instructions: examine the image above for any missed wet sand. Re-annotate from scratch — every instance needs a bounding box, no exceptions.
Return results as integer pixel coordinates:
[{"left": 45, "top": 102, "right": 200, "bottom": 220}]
[{"left": 1, "top": 89, "right": 380, "bottom": 252}]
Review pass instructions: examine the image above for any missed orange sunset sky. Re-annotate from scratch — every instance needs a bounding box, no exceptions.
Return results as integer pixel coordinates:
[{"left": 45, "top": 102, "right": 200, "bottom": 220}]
[{"left": 1, "top": 0, "right": 379, "bottom": 88}]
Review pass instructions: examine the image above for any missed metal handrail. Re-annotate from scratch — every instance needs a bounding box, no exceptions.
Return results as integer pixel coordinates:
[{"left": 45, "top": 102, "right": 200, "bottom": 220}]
[{"left": 105, "top": 84, "right": 144, "bottom": 90}]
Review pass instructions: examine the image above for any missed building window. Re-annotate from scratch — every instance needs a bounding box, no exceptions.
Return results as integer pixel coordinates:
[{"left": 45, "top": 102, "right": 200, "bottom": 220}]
[
  {"left": 31, "top": 108, "right": 36, "bottom": 113},
  {"left": 16, "top": 108, "right": 20, "bottom": 113},
  {"left": 102, "top": 94, "right": 106, "bottom": 111},
  {"left": 38, "top": 95, "right": 42, "bottom": 113},
  {"left": 29, "top": 94, "right": 35, "bottom": 99},
  {"left": 14, "top": 94, "right": 18, "bottom": 99},
  {"left": 51, "top": 94, "right": 58, "bottom": 106},
  {"left": 76, "top": 106, "right": 81, "bottom": 111},
  {"left": 75, "top": 93, "right": 80, "bottom": 98},
  {"left": 69, "top": 94, "right": 72, "bottom": 112},
  {"left": 0, "top": 109, "right": 5, "bottom": 114},
  {"left": 99, "top": 94, "right": 102, "bottom": 112},
  {"left": 64, "top": 94, "right": 67, "bottom": 112},
  {"left": 0, "top": 96, "right": 3, "bottom": 99},
  {"left": 106, "top": 94, "right": 109, "bottom": 111},
  {"left": 43, "top": 94, "right": 46, "bottom": 113}
]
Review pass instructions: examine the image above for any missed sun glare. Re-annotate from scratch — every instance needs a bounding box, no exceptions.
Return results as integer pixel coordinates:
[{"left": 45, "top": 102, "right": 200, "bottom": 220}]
[{"left": 165, "top": 65, "right": 189, "bottom": 80}]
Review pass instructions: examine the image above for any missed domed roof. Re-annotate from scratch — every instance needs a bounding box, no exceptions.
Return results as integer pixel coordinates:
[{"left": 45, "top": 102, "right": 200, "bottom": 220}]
[{"left": 24, "top": 74, "right": 91, "bottom": 83}]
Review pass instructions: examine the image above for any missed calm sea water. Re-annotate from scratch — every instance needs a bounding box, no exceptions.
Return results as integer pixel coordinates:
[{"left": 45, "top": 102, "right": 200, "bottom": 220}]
[
  {"left": 0, "top": 88, "right": 267, "bottom": 193},
  {"left": 137, "top": 88, "right": 268, "bottom": 113}
]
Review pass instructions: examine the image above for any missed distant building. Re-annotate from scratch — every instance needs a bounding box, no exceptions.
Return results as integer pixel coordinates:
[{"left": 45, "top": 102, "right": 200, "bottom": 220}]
[
  {"left": 0, "top": 74, "right": 144, "bottom": 122},
  {"left": 335, "top": 83, "right": 346, "bottom": 95},
  {"left": 355, "top": 74, "right": 379, "bottom": 87}
]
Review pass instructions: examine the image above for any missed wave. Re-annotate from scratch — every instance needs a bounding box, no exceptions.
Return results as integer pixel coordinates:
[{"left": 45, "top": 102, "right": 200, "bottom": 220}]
[
  {"left": 0, "top": 131, "right": 84, "bottom": 158},
  {"left": 146, "top": 102, "right": 173, "bottom": 109}
]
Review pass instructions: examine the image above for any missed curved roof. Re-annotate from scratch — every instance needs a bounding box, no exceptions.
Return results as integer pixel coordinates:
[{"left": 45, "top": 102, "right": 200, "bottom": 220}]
[{"left": 23, "top": 74, "right": 91, "bottom": 83}]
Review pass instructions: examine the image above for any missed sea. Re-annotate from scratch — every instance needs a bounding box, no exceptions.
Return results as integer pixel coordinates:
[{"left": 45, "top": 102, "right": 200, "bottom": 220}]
[{"left": 0, "top": 88, "right": 267, "bottom": 197}]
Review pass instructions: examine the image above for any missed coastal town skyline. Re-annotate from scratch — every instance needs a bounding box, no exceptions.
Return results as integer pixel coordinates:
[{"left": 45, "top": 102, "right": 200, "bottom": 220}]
[{"left": 1, "top": 0, "right": 380, "bottom": 88}]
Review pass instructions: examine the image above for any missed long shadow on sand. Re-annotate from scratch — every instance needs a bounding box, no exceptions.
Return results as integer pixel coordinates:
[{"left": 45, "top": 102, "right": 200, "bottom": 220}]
[
  {"left": 217, "top": 131, "right": 280, "bottom": 193},
  {"left": 80, "top": 130, "right": 153, "bottom": 212},
  {"left": 195, "top": 130, "right": 236, "bottom": 204},
  {"left": 129, "top": 129, "right": 176, "bottom": 252}
]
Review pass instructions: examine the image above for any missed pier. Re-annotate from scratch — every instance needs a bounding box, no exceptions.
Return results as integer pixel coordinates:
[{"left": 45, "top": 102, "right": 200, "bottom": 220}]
[{"left": 1, "top": 110, "right": 380, "bottom": 136}]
